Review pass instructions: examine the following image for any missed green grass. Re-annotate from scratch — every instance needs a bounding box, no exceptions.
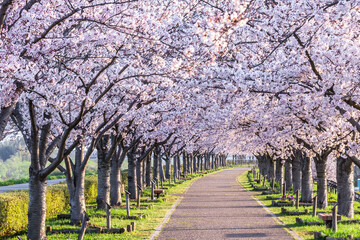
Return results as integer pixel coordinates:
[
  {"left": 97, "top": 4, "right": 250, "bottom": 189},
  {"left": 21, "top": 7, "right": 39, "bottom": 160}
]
[
  {"left": 4, "top": 166, "right": 237, "bottom": 240},
  {"left": 238, "top": 171, "right": 360, "bottom": 240},
  {"left": 0, "top": 171, "right": 97, "bottom": 187},
  {"left": 0, "top": 178, "right": 29, "bottom": 186}
]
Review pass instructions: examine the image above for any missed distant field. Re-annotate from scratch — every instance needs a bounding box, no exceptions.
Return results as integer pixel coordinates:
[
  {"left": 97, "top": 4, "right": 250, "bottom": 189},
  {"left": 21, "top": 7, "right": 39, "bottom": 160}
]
[{"left": 0, "top": 150, "right": 129, "bottom": 185}]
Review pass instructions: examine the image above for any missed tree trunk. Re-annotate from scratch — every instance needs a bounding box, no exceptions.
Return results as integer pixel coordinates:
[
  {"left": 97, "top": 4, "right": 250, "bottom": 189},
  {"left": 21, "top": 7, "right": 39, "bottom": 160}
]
[
  {"left": 110, "top": 158, "right": 122, "bottom": 206},
  {"left": 69, "top": 167, "right": 86, "bottom": 225},
  {"left": 173, "top": 155, "right": 177, "bottom": 182},
  {"left": 165, "top": 158, "right": 170, "bottom": 180},
  {"left": 146, "top": 154, "right": 151, "bottom": 187},
  {"left": 188, "top": 154, "right": 192, "bottom": 174},
  {"left": 183, "top": 152, "right": 187, "bottom": 176},
  {"left": 301, "top": 155, "right": 313, "bottom": 203},
  {"left": 142, "top": 159, "right": 146, "bottom": 186},
  {"left": 292, "top": 151, "right": 302, "bottom": 194},
  {"left": 63, "top": 145, "right": 86, "bottom": 225},
  {"left": 285, "top": 160, "right": 293, "bottom": 192},
  {"left": 127, "top": 151, "right": 137, "bottom": 199},
  {"left": 337, "top": 157, "right": 354, "bottom": 218},
  {"left": 110, "top": 146, "right": 124, "bottom": 206},
  {"left": 275, "top": 158, "right": 283, "bottom": 183},
  {"left": 263, "top": 155, "right": 268, "bottom": 179},
  {"left": 211, "top": 155, "right": 214, "bottom": 169},
  {"left": 268, "top": 157, "right": 275, "bottom": 180},
  {"left": 0, "top": 103, "right": 17, "bottom": 140},
  {"left": 136, "top": 159, "right": 143, "bottom": 190},
  {"left": 193, "top": 154, "right": 197, "bottom": 172},
  {"left": 197, "top": 155, "right": 201, "bottom": 172},
  {"left": 153, "top": 148, "right": 159, "bottom": 181},
  {"left": 159, "top": 157, "right": 165, "bottom": 181},
  {"left": 177, "top": 155, "right": 181, "bottom": 178},
  {"left": 315, "top": 158, "right": 328, "bottom": 209},
  {"left": 97, "top": 135, "right": 111, "bottom": 209},
  {"left": 27, "top": 172, "right": 47, "bottom": 240},
  {"left": 63, "top": 146, "right": 85, "bottom": 225}
]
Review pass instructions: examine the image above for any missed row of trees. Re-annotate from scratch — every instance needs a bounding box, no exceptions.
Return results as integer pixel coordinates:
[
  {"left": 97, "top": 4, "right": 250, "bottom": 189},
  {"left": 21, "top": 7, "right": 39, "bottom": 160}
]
[
  {"left": 0, "top": 1, "right": 237, "bottom": 239},
  {"left": 2, "top": 0, "right": 360, "bottom": 239},
  {"left": 209, "top": 0, "right": 360, "bottom": 219}
]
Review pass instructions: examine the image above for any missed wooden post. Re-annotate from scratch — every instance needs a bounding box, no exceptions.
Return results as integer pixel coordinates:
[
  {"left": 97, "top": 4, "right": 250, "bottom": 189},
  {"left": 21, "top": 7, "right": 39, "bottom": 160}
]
[
  {"left": 106, "top": 202, "right": 111, "bottom": 229},
  {"left": 313, "top": 195, "right": 317, "bottom": 217},
  {"left": 125, "top": 190, "right": 130, "bottom": 217},
  {"left": 78, "top": 211, "right": 89, "bottom": 240},
  {"left": 137, "top": 185, "right": 142, "bottom": 208},
  {"left": 332, "top": 203, "right": 338, "bottom": 232},
  {"left": 296, "top": 189, "right": 299, "bottom": 209},
  {"left": 131, "top": 222, "right": 136, "bottom": 231}
]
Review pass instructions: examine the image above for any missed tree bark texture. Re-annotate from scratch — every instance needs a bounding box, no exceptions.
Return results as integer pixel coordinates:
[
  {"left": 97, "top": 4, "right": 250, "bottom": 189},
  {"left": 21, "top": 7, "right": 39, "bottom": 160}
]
[
  {"left": 173, "top": 155, "right": 177, "bottom": 182},
  {"left": 337, "top": 157, "right": 354, "bottom": 218},
  {"left": 194, "top": 154, "right": 198, "bottom": 172},
  {"left": 301, "top": 155, "right": 313, "bottom": 203},
  {"left": 292, "top": 150, "right": 302, "bottom": 194},
  {"left": 182, "top": 152, "right": 187, "bottom": 176},
  {"left": 142, "top": 159, "right": 146, "bottom": 186},
  {"left": 153, "top": 147, "right": 160, "bottom": 181},
  {"left": 65, "top": 146, "right": 87, "bottom": 225},
  {"left": 97, "top": 135, "right": 111, "bottom": 209},
  {"left": 197, "top": 155, "right": 201, "bottom": 172},
  {"left": 177, "top": 155, "right": 181, "bottom": 178},
  {"left": 27, "top": 172, "right": 47, "bottom": 240},
  {"left": 165, "top": 158, "right": 171, "bottom": 179},
  {"left": 127, "top": 150, "right": 137, "bottom": 199},
  {"left": 136, "top": 159, "right": 143, "bottom": 190},
  {"left": 285, "top": 160, "right": 293, "bottom": 191},
  {"left": 268, "top": 157, "right": 275, "bottom": 180},
  {"left": 315, "top": 157, "right": 328, "bottom": 209},
  {"left": 159, "top": 156, "right": 165, "bottom": 181},
  {"left": 275, "top": 158, "right": 283, "bottom": 183},
  {"left": 146, "top": 154, "right": 151, "bottom": 187},
  {"left": 0, "top": 103, "right": 17, "bottom": 140},
  {"left": 110, "top": 145, "right": 125, "bottom": 206}
]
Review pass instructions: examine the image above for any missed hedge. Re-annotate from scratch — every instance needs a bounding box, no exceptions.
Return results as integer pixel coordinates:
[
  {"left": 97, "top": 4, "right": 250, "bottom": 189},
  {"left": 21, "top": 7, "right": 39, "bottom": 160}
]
[{"left": 0, "top": 177, "right": 98, "bottom": 237}]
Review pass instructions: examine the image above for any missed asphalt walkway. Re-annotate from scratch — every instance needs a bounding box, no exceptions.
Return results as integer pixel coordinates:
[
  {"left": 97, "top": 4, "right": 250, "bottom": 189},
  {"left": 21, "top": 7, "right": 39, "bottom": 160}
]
[
  {"left": 0, "top": 178, "right": 66, "bottom": 193},
  {"left": 156, "top": 168, "right": 294, "bottom": 240}
]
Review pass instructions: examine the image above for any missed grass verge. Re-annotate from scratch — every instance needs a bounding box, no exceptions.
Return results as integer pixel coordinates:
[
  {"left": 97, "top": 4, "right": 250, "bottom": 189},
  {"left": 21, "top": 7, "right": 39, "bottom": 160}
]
[{"left": 238, "top": 170, "right": 360, "bottom": 240}]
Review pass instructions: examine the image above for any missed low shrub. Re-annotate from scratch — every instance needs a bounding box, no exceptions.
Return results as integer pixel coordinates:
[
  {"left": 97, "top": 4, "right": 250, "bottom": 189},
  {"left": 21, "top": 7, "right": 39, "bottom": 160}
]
[
  {"left": 84, "top": 176, "right": 98, "bottom": 203},
  {"left": 0, "top": 177, "right": 98, "bottom": 237},
  {"left": 0, "top": 191, "right": 28, "bottom": 237}
]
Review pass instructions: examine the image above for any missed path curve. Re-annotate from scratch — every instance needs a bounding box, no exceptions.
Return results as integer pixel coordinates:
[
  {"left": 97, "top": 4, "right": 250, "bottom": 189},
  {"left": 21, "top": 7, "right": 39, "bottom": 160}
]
[
  {"left": 0, "top": 178, "right": 66, "bottom": 193},
  {"left": 156, "top": 168, "right": 294, "bottom": 240}
]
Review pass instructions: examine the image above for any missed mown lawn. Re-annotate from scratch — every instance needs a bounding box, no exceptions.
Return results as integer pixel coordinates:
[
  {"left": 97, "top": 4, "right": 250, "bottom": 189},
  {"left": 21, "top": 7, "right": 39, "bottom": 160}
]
[{"left": 238, "top": 171, "right": 360, "bottom": 239}]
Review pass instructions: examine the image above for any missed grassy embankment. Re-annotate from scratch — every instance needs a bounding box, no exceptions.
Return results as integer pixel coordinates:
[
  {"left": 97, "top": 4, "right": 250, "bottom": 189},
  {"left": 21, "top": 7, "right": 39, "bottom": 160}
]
[{"left": 238, "top": 170, "right": 360, "bottom": 239}]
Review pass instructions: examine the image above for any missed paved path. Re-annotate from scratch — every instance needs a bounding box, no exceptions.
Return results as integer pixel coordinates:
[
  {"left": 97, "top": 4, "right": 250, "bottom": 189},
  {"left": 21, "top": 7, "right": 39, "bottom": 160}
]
[
  {"left": 0, "top": 178, "right": 66, "bottom": 193},
  {"left": 156, "top": 168, "right": 293, "bottom": 240}
]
